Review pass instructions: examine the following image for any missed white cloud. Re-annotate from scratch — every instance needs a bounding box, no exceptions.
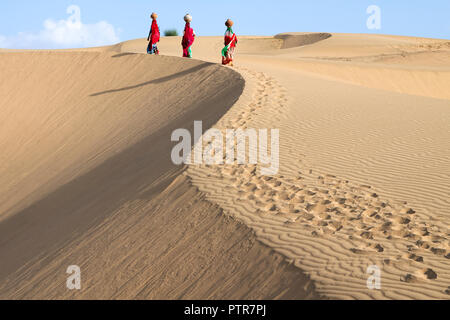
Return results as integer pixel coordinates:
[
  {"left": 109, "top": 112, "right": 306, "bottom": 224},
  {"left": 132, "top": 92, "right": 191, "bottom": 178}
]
[{"left": 0, "top": 5, "right": 120, "bottom": 49}]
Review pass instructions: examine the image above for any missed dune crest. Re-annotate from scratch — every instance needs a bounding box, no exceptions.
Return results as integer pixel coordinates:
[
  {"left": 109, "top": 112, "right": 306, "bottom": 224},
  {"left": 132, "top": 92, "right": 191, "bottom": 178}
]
[{"left": 274, "top": 33, "right": 332, "bottom": 49}]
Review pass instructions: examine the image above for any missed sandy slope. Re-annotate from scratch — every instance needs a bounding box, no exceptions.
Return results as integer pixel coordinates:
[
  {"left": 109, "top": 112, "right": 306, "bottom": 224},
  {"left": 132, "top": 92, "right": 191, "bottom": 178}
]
[
  {"left": 1, "top": 32, "right": 449, "bottom": 299},
  {"left": 0, "top": 47, "right": 316, "bottom": 299},
  {"left": 0, "top": 174, "right": 316, "bottom": 299}
]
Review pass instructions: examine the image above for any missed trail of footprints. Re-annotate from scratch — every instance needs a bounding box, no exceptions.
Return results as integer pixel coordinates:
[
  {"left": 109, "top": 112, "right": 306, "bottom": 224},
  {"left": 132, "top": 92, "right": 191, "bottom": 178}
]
[
  {"left": 192, "top": 68, "right": 449, "bottom": 294},
  {"left": 221, "top": 165, "right": 448, "bottom": 261},
  {"left": 224, "top": 68, "right": 287, "bottom": 129}
]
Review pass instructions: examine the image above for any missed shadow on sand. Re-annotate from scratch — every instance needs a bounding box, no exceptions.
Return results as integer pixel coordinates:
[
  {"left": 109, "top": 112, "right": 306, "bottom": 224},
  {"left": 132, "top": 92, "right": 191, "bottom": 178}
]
[
  {"left": 90, "top": 62, "right": 211, "bottom": 97},
  {"left": 0, "top": 67, "right": 243, "bottom": 284}
]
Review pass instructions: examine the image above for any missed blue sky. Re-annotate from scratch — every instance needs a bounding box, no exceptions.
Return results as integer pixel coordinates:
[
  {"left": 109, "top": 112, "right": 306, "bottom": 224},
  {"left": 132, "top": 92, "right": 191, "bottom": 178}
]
[{"left": 0, "top": 0, "right": 449, "bottom": 49}]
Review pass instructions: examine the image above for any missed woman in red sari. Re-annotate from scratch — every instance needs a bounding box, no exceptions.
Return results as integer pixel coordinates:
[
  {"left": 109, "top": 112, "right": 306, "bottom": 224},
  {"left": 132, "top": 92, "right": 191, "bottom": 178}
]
[
  {"left": 147, "top": 13, "right": 160, "bottom": 55},
  {"left": 222, "top": 19, "right": 238, "bottom": 66},
  {"left": 182, "top": 14, "right": 195, "bottom": 58}
]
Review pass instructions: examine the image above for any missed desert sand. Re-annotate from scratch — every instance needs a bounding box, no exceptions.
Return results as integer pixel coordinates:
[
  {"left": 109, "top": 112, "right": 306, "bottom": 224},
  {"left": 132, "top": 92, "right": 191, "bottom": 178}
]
[{"left": 0, "top": 32, "right": 449, "bottom": 299}]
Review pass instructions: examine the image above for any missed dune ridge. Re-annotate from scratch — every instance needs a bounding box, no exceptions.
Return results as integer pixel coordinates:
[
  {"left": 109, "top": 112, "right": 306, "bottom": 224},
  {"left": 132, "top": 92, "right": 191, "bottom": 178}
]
[
  {"left": 274, "top": 33, "right": 332, "bottom": 49},
  {"left": 0, "top": 50, "right": 321, "bottom": 299},
  {"left": 0, "top": 51, "right": 240, "bottom": 222}
]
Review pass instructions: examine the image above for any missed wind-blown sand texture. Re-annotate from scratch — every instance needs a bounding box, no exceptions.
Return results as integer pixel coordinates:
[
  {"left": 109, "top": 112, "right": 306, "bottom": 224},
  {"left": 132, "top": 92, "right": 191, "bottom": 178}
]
[{"left": 0, "top": 32, "right": 449, "bottom": 299}]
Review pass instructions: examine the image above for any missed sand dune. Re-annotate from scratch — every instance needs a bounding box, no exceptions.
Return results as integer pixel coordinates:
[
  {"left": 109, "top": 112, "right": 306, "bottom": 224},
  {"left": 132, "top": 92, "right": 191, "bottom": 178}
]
[
  {"left": 274, "top": 33, "right": 332, "bottom": 49},
  {"left": 0, "top": 32, "right": 449, "bottom": 300},
  {"left": 0, "top": 47, "right": 318, "bottom": 300},
  {"left": 0, "top": 51, "right": 242, "bottom": 223}
]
